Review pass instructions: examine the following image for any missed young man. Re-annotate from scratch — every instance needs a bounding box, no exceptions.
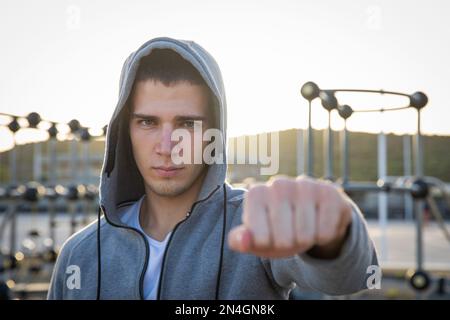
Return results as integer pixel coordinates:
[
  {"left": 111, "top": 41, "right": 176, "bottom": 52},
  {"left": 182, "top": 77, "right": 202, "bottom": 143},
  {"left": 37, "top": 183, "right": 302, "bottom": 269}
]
[{"left": 47, "top": 37, "right": 378, "bottom": 300}]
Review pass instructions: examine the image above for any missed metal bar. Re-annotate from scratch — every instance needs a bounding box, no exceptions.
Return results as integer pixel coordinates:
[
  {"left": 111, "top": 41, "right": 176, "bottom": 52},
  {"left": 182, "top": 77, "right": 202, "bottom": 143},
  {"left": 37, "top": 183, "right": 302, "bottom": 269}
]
[
  {"left": 353, "top": 105, "right": 411, "bottom": 113},
  {"left": 306, "top": 100, "right": 314, "bottom": 176},
  {"left": 9, "top": 135, "right": 17, "bottom": 185},
  {"left": 414, "top": 110, "right": 424, "bottom": 272},
  {"left": 341, "top": 120, "right": 349, "bottom": 185},
  {"left": 296, "top": 129, "right": 304, "bottom": 175},
  {"left": 324, "top": 111, "right": 334, "bottom": 180},
  {"left": 403, "top": 135, "right": 413, "bottom": 220},
  {"left": 378, "top": 130, "right": 388, "bottom": 261},
  {"left": 343, "top": 182, "right": 411, "bottom": 194},
  {"left": 325, "top": 88, "right": 411, "bottom": 98}
]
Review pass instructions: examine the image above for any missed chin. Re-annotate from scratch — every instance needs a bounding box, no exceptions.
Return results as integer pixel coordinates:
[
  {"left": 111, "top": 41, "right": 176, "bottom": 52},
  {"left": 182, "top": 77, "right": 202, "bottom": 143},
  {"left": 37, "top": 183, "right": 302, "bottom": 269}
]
[{"left": 146, "top": 180, "right": 191, "bottom": 197}]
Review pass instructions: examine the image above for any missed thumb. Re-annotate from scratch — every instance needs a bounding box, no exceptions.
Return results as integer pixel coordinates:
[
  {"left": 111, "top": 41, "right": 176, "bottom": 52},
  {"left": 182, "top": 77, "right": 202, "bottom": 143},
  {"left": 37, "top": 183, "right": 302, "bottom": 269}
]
[{"left": 228, "top": 224, "right": 253, "bottom": 253}]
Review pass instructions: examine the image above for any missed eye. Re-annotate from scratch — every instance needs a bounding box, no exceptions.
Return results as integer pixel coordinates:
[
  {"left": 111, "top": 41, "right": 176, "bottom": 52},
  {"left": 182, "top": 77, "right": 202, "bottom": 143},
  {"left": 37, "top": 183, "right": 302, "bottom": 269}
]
[
  {"left": 182, "top": 120, "right": 196, "bottom": 129},
  {"left": 138, "top": 119, "right": 154, "bottom": 126}
]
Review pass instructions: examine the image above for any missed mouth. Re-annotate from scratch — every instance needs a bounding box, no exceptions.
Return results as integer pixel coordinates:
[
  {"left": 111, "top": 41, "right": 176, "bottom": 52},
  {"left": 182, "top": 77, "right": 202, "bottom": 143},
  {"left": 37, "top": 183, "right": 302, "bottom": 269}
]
[{"left": 152, "top": 166, "right": 184, "bottom": 178}]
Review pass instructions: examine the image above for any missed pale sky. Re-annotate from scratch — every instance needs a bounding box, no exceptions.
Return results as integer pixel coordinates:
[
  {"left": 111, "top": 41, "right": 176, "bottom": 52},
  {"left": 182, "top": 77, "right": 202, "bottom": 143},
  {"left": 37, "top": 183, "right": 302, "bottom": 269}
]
[{"left": 1, "top": 0, "right": 450, "bottom": 152}]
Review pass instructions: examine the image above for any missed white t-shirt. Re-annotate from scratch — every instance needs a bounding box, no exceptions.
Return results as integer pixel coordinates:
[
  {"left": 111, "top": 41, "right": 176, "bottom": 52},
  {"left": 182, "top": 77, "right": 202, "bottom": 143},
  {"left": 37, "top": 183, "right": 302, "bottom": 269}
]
[{"left": 120, "top": 195, "right": 171, "bottom": 300}]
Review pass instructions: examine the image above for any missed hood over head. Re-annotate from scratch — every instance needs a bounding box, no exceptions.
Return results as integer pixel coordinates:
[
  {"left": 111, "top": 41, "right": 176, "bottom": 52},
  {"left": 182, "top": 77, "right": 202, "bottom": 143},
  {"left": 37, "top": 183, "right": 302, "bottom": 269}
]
[{"left": 98, "top": 37, "right": 228, "bottom": 225}]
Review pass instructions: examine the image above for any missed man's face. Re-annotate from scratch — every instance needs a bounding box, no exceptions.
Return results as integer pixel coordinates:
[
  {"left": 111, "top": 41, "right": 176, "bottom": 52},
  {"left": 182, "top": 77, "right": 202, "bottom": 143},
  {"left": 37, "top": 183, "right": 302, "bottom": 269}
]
[{"left": 129, "top": 79, "right": 212, "bottom": 197}]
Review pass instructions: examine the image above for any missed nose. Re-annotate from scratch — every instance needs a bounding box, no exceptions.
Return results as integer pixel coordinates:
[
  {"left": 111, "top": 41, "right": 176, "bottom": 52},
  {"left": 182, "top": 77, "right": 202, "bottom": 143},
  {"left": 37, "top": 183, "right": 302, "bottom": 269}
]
[{"left": 156, "top": 123, "right": 175, "bottom": 157}]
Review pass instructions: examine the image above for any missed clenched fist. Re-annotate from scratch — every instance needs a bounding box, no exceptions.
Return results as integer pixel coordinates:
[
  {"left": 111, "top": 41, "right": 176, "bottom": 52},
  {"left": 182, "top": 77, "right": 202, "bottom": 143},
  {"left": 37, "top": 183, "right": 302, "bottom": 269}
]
[{"left": 228, "top": 176, "right": 353, "bottom": 259}]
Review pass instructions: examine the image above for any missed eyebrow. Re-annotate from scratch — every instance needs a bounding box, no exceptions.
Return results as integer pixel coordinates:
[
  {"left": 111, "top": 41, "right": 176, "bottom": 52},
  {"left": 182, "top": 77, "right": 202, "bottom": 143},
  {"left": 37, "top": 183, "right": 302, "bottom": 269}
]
[{"left": 131, "top": 113, "right": 207, "bottom": 122}]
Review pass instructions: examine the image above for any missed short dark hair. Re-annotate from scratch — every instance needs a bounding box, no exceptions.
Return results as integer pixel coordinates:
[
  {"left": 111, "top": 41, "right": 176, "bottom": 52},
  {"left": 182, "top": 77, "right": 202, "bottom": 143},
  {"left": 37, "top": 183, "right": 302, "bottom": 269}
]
[
  {"left": 135, "top": 48, "right": 207, "bottom": 86},
  {"left": 129, "top": 48, "right": 217, "bottom": 127}
]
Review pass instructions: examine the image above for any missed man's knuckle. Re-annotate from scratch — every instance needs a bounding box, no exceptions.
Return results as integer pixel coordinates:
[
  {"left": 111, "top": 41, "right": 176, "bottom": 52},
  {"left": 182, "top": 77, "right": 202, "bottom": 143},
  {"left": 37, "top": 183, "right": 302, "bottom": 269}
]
[{"left": 296, "top": 233, "right": 314, "bottom": 247}]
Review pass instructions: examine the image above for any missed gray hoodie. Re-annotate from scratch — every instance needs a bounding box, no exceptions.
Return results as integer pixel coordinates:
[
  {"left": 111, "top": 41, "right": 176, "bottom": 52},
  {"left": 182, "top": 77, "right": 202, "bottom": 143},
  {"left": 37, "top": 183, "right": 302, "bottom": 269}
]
[{"left": 47, "top": 37, "right": 379, "bottom": 300}]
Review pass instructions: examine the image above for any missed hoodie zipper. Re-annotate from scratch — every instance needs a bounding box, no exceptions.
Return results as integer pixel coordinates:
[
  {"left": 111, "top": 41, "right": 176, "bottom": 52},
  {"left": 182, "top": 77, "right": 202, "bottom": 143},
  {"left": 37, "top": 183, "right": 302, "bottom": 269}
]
[
  {"left": 100, "top": 205, "right": 150, "bottom": 299},
  {"left": 100, "top": 184, "right": 221, "bottom": 300},
  {"left": 156, "top": 184, "right": 221, "bottom": 300}
]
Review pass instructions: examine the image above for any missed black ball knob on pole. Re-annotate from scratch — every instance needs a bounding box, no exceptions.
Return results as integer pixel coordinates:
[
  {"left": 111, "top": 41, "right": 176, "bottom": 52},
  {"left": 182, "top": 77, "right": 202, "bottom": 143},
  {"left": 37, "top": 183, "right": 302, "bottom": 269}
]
[
  {"left": 21, "top": 182, "right": 46, "bottom": 202},
  {"left": 79, "top": 127, "right": 91, "bottom": 142},
  {"left": 68, "top": 119, "right": 81, "bottom": 133},
  {"left": 409, "top": 179, "right": 429, "bottom": 199},
  {"left": 320, "top": 90, "right": 338, "bottom": 111},
  {"left": 7, "top": 117, "right": 20, "bottom": 133},
  {"left": 408, "top": 269, "right": 431, "bottom": 291},
  {"left": 409, "top": 92, "right": 428, "bottom": 110},
  {"left": 26, "top": 112, "right": 41, "bottom": 128},
  {"left": 300, "top": 82, "right": 320, "bottom": 101},
  {"left": 338, "top": 104, "right": 353, "bottom": 120},
  {"left": 47, "top": 122, "right": 58, "bottom": 139}
]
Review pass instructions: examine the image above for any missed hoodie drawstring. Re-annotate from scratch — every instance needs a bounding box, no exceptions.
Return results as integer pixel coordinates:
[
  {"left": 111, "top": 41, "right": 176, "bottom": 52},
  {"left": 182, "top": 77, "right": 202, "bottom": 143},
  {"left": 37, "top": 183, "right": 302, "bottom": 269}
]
[
  {"left": 96, "top": 206, "right": 102, "bottom": 300},
  {"left": 215, "top": 183, "right": 227, "bottom": 300},
  {"left": 96, "top": 183, "right": 228, "bottom": 300}
]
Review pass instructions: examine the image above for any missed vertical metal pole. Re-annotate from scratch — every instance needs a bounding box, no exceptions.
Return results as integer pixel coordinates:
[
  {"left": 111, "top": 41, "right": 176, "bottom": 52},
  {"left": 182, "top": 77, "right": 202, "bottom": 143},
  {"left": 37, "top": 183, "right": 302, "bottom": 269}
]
[
  {"left": 82, "top": 140, "right": 90, "bottom": 225},
  {"left": 49, "top": 139, "right": 57, "bottom": 185},
  {"left": 69, "top": 134, "right": 79, "bottom": 235},
  {"left": 10, "top": 204, "right": 17, "bottom": 261},
  {"left": 415, "top": 200, "right": 424, "bottom": 271},
  {"left": 8, "top": 133, "right": 18, "bottom": 261},
  {"left": 415, "top": 112, "right": 424, "bottom": 178},
  {"left": 296, "top": 129, "right": 304, "bottom": 176},
  {"left": 82, "top": 141, "right": 89, "bottom": 184},
  {"left": 9, "top": 135, "right": 17, "bottom": 185},
  {"left": 378, "top": 129, "right": 388, "bottom": 262},
  {"left": 403, "top": 135, "right": 413, "bottom": 220},
  {"left": 69, "top": 201, "right": 76, "bottom": 236},
  {"left": 49, "top": 138, "right": 57, "bottom": 244},
  {"left": 341, "top": 119, "right": 349, "bottom": 185},
  {"left": 70, "top": 136, "right": 78, "bottom": 184},
  {"left": 0, "top": 149, "right": 3, "bottom": 183},
  {"left": 306, "top": 101, "right": 314, "bottom": 176},
  {"left": 414, "top": 110, "right": 424, "bottom": 271},
  {"left": 324, "top": 111, "right": 334, "bottom": 180},
  {"left": 33, "top": 141, "right": 42, "bottom": 181}
]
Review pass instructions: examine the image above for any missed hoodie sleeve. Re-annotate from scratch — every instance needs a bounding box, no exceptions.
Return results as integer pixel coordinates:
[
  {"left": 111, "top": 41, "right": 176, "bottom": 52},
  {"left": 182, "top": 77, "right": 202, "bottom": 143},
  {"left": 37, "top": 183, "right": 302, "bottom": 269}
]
[
  {"left": 262, "top": 202, "right": 379, "bottom": 296},
  {"left": 47, "top": 238, "right": 71, "bottom": 300}
]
